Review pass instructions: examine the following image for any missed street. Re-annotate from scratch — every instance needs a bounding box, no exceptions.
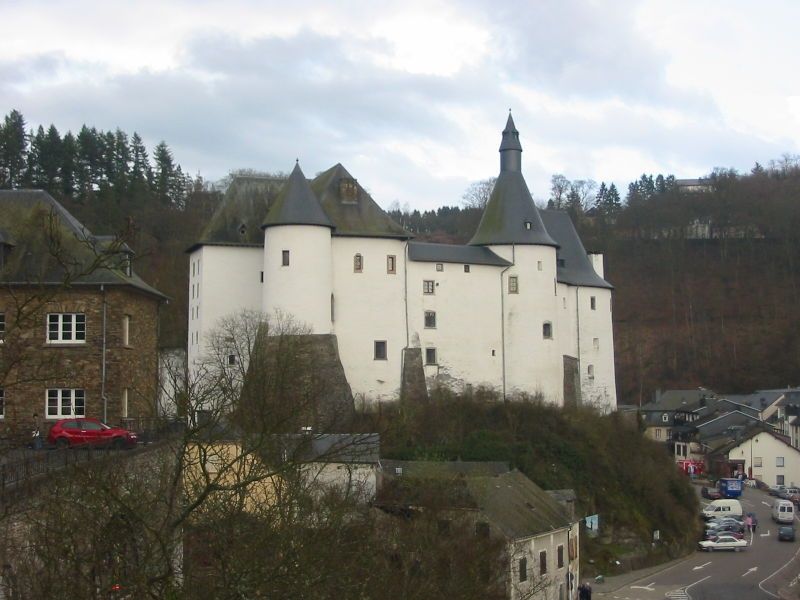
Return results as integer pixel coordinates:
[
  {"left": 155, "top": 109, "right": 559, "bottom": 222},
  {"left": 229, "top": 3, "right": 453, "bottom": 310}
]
[{"left": 597, "top": 485, "right": 800, "bottom": 599}]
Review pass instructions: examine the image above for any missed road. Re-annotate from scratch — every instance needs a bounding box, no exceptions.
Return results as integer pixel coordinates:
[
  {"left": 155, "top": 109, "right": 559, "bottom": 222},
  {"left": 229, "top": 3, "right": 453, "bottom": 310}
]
[{"left": 598, "top": 485, "right": 800, "bottom": 599}]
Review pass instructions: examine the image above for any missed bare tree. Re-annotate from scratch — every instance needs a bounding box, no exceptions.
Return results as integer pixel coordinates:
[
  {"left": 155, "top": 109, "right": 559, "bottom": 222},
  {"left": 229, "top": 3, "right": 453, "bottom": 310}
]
[{"left": 461, "top": 177, "right": 497, "bottom": 210}]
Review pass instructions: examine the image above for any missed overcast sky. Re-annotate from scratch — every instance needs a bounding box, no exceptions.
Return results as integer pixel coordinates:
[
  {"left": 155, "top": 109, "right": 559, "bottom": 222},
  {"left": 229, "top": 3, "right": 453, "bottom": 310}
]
[{"left": 2, "top": 0, "right": 799, "bottom": 210}]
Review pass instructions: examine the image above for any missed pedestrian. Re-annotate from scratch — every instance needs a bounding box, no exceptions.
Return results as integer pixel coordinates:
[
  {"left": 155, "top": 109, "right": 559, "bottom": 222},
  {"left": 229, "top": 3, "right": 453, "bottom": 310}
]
[
  {"left": 745, "top": 513, "right": 753, "bottom": 534},
  {"left": 31, "top": 412, "right": 43, "bottom": 450}
]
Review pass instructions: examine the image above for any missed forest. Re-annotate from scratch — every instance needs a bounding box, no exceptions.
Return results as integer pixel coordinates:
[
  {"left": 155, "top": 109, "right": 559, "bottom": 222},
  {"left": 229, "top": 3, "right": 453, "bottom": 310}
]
[{"left": 2, "top": 109, "right": 800, "bottom": 405}]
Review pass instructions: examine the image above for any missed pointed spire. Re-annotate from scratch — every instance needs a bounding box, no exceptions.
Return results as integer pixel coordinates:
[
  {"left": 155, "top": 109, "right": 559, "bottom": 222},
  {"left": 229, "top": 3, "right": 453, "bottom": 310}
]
[
  {"left": 499, "top": 111, "right": 522, "bottom": 171},
  {"left": 262, "top": 162, "right": 334, "bottom": 229}
]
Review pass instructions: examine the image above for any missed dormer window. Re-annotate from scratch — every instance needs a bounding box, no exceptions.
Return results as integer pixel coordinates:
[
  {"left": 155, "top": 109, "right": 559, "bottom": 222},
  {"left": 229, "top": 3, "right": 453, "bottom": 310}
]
[
  {"left": 339, "top": 177, "right": 359, "bottom": 204},
  {"left": 524, "top": 221, "right": 532, "bottom": 230},
  {"left": 121, "top": 252, "right": 133, "bottom": 277},
  {"left": 238, "top": 223, "right": 247, "bottom": 236}
]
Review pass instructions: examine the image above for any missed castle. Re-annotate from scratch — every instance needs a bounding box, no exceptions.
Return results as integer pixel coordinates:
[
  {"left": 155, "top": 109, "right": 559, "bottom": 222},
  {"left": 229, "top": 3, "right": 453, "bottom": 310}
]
[{"left": 188, "top": 116, "right": 617, "bottom": 411}]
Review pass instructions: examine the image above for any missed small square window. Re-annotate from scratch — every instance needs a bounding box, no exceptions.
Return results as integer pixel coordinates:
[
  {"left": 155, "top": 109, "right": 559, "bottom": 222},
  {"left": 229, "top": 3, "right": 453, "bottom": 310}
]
[
  {"left": 387, "top": 255, "right": 396, "bottom": 274},
  {"left": 436, "top": 263, "right": 443, "bottom": 272},
  {"left": 228, "top": 354, "right": 237, "bottom": 366},
  {"left": 282, "top": 250, "right": 290, "bottom": 266},
  {"left": 524, "top": 221, "right": 532, "bottom": 230},
  {"left": 425, "top": 348, "right": 437, "bottom": 365},
  {"left": 463, "top": 264, "right": 470, "bottom": 273},
  {"left": 374, "top": 340, "right": 387, "bottom": 360},
  {"left": 423, "top": 280, "right": 435, "bottom": 294},
  {"left": 590, "top": 296, "right": 596, "bottom": 310},
  {"left": 424, "top": 311, "right": 436, "bottom": 328},
  {"left": 777, "top": 456, "right": 785, "bottom": 467},
  {"left": 508, "top": 276, "right": 519, "bottom": 294}
]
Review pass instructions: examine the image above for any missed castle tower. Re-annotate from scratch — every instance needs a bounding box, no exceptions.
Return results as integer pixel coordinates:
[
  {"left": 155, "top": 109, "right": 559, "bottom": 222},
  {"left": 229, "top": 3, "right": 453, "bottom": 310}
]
[
  {"left": 262, "top": 163, "right": 334, "bottom": 333},
  {"left": 469, "top": 115, "right": 562, "bottom": 402}
]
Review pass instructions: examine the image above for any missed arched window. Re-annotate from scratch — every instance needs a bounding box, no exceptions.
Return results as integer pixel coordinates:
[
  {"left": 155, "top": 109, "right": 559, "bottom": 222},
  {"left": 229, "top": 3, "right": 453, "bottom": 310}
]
[
  {"left": 354, "top": 253, "right": 363, "bottom": 273},
  {"left": 542, "top": 321, "right": 553, "bottom": 339}
]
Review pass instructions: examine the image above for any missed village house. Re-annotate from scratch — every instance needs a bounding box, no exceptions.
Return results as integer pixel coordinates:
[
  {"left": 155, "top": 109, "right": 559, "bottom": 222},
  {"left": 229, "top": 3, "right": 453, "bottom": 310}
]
[
  {"left": 708, "top": 426, "right": 800, "bottom": 487},
  {"left": 0, "top": 190, "right": 165, "bottom": 439},
  {"left": 378, "top": 460, "right": 580, "bottom": 600},
  {"left": 187, "top": 116, "right": 616, "bottom": 410}
]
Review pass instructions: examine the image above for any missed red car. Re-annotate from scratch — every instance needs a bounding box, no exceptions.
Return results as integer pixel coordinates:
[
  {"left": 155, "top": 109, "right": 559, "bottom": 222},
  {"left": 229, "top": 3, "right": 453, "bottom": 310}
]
[{"left": 47, "top": 418, "right": 138, "bottom": 449}]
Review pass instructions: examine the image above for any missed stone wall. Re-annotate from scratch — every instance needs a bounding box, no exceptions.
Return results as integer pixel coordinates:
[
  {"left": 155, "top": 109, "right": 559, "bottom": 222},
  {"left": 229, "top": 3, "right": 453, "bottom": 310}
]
[{"left": 0, "top": 285, "right": 161, "bottom": 438}]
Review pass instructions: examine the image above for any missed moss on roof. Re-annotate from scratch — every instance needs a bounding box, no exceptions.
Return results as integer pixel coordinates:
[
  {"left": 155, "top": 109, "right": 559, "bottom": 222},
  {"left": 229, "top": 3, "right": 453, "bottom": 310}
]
[
  {"left": 311, "top": 164, "right": 410, "bottom": 239},
  {"left": 0, "top": 190, "right": 165, "bottom": 298},
  {"left": 263, "top": 163, "right": 333, "bottom": 229}
]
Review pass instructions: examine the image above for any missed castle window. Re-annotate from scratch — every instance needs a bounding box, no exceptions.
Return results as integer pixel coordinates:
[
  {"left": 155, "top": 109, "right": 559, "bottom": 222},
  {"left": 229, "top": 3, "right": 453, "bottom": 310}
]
[
  {"left": 423, "top": 280, "right": 435, "bottom": 295},
  {"left": 425, "top": 348, "right": 437, "bottom": 365},
  {"left": 464, "top": 264, "right": 470, "bottom": 273},
  {"left": 593, "top": 337, "right": 599, "bottom": 350},
  {"left": 539, "top": 550, "right": 547, "bottom": 575},
  {"left": 524, "top": 221, "right": 532, "bottom": 230},
  {"left": 590, "top": 296, "right": 596, "bottom": 310},
  {"left": 587, "top": 364, "right": 595, "bottom": 379},
  {"left": 354, "top": 254, "right": 363, "bottom": 273},
  {"left": 46, "top": 388, "right": 85, "bottom": 419},
  {"left": 260, "top": 271, "right": 264, "bottom": 282},
  {"left": 339, "top": 177, "right": 359, "bottom": 203},
  {"left": 508, "top": 276, "right": 519, "bottom": 294},
  {"left": 557, "top": 544, "right": 564, "bottom": 569},
  {"left": 519, "top": 557, "right": 527, "bottom": 582},
  {"left": 562, "top": 297, "right": 566, "bottom": 309},
  {"left": 122, "top": 315, "right": 131, "bottom": 346},
  {"left": 424, "top": 311, "right": 436, "bottom": 328},
  {"left": 387, "top": 255, "right": 396, "bottom": 274},
  {"left": 537, "top": 261, "right": 542, "bottom": 271},
  {"left": 282, "top": 250, "right": 290, "bottom": 267},
  {"left": 374, "top": 340, "right": 387, "bottom": 360},
  {"left": 331, "top": 294, "right": 335, "bottom": 322},
  {"left": 47, "top": 313, "right": 86, "bottom": 344},
  {"left": 228, "top": 354, "right": 237, "bottom": 366},
  {"left": 542, "top": 321, "right": 553, "bottom": 339},
  {"left": 436, "top": 263, "right": 443, "bottom": 272}
]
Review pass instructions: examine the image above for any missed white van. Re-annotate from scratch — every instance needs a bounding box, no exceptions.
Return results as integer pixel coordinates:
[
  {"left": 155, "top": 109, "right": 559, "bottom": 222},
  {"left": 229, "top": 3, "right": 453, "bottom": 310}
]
[
  {"left": 702, "top": 499, "right": 743, "bottom": 519},
  {"left": 772, "top": 500, "right": 795, "bottom": 524}
]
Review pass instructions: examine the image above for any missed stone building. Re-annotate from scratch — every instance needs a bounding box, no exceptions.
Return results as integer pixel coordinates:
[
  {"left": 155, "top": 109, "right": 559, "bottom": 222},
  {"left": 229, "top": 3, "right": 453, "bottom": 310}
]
[
  {"left": 0, "top": 190, "right": 165, "bottom": 438},
  {"left": 188, "top": 116, "right": 616, "bottom": 410}
]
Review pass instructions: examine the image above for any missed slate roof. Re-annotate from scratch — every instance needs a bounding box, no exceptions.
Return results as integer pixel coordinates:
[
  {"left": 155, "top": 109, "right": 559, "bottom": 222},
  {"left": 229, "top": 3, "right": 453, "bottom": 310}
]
[
  {"left": 310, "top": 163, "right": 411, "bottom": 239},
  {"left": 540, "top": 210, "right": 613, "bottom": 289},
  {"left": 285, "top": 433, "right": 380, "bottom": 464},
  {"left": 263, "top": 163, "right": 333, "bottom": 230},
  {"left": 408, "top": 242, "right": 511, "bottom": 266},
  {"left": 0, "top": 190, "right": 166, "bottom": 299},
  {"left": 469, "top": 118, "right": 557, "bottom": 248},
  {"left": 640, "top": 389, "right": 716, "bottom": 412}
]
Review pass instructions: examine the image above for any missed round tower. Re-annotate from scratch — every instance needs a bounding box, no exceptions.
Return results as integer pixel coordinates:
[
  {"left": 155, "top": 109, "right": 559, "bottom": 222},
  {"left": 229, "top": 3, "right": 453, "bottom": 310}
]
[{"left": 262, "top": 162, "right": 334, "bottom": 334}]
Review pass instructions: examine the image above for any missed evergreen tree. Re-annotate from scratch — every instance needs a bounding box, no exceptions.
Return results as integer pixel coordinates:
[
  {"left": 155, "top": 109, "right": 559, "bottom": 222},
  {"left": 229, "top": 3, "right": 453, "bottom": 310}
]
[
  {"left": 112, "top": 129, "right": 131, "bottom": 194},
  {"left": 76, "top": 125, "right": 101, "bottom": 200},
  {"left": 130, "top": 132, "right": 152, "bottom": 200},
  {"left": 594, "top": 182, "right": 607, "bottom": 210},
  {"left": 0, "top": 109, "right": 29, "bottom": 188},
  {"left": 41, "top": 124, "right": 63, "bottom": 192},
  {"left": 655, "top": 174, "right": 666, "bottom": 194},
  {"left": 25, "top": 126, "right": 44, "bottom": 188},
  {"left": 153, "top": 141, "right": 176, "bottom": 205},
  {"left": 61, "top": 132, "right": 77, "bottom": 198},
  {"left": 605, "top": 183, "right": 621, "bottom": 214}
]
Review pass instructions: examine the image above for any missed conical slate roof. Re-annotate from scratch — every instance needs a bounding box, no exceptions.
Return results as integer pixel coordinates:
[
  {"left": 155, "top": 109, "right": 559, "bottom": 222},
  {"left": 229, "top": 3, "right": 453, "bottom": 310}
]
[
  {"left": 469, "top": 117, "right": 558, "bottom": 247},
  {"left": 262, "top": 163, "right": 333, "bottom": 229},
  {"left": 311, "top": 163, "right": 410, "bottom": 239}
]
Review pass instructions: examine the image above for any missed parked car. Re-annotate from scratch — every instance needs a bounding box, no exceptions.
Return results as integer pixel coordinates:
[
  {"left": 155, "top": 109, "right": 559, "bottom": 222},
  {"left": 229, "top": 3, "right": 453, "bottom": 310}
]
[
  {"left": 698, "top": 535, "right": 748, "bottom": 551},
  {"left": 769, "top": 484, "right": 788, "bottom": 497},
  {"left": 47, "top": 418, "right": 138, "bottom": 450},
  {"left": 778, "top": 526, "right": 796, "bottom": 542},
  {"left": 704, "top": 527, "right": 744, "bottom": 540},
  {"left": 702, "top": 486, "right": 722, "bottom": 500},
  {"left": 778, "top": 487, "right": 800, "bottom": 501}
]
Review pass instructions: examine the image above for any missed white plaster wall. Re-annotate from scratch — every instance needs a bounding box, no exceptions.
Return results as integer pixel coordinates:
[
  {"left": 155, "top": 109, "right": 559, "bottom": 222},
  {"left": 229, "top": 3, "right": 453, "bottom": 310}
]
[
  {"left": 188, "top": 246, "right": 263, "bottom": 373},
  {"left": 509, "top": 526, "right": 577, "bottom": 600},
  {"left": 490, "top": 244, "right": 562, "bottom": 404},
  {"left": 556, "top": 282, "right": 578, "bottom": 362},
  {"left": 575, "top": 287, "right": 617, "bottom": 412},
  {"left": 263, "top": 225, "right": 332, "bottom": 334},
  {"left": 304, "top": 462, "right": 377, "bottom": 502},
  {"left": 331, "top": 237, "right": 407, "bottom": 404},
  {"left": 728, "top": 432, "right": 800, "bottom": 487},
  {"left": 406, "top": 260, "right": 503, "bottom": 394}
]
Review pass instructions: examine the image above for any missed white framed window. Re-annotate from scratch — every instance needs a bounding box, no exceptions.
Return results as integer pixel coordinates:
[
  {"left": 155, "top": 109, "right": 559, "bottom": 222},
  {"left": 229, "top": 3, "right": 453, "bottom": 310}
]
[
  {"left": 509, "top": 276, "right": 519, "bottom": 294},
  {"left": 354, "top": 253, "right": 363, "bottom": 273},
  {"left": 655, "top": 429, "right": 661, "bottom": 439},
  {"left": 122, "top": 314, "right": 131, "bottom": 346},
  {"left": 543, "top": 321, "right": 553, "bottom": 339},
  {"left": 425, "top": 348, "right": 437, "bottom": 365},
  {"left": 374, "top": 340, "right": 387, "bottom": 360},
  {"left": 46, "top": 388, "right": 85, "bottom": 419},
  {"left": 424, "top": 311, "right": 436, "bottom": 328},
  {"left": 122, "top": 388, "right": 129, "bottom": 418},
  {"left": 0, "top": 388, "right": 4, "bottom": 419},
  {"left": 423, "top": 280, "right": 435, "bottom": 294},
  {"left": 47, "top": 313, "right": 86, "bottom": 344},
  {"left": 387, "top": 255, "right": 396, "bottom": 274},
  {"left": 662, "top": 413, "right": 669, "bottom": 422},
  {"left": 777, "top": 457, "right": 785, "bottom": 467}
]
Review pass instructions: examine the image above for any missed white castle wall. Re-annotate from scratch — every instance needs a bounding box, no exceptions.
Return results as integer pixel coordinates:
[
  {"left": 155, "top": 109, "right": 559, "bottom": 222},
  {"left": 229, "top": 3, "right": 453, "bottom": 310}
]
[
  {"left": 263, "top": 225, "right": 332, "bottom": 334},
  {"left": 577, "top": 286, "right": 616, "bottom": 412},
  {"left": 489, "top": 244, "right": 563, "bottom": 402},
  {"left": 330, "top": 237, "right": 408, "bottom": 404},
  {"left": 188, "top": 245, "right": 263, "bottom": 371},
  {"left": 406, "top": 260, "right": 503, "bottom": 394}
]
